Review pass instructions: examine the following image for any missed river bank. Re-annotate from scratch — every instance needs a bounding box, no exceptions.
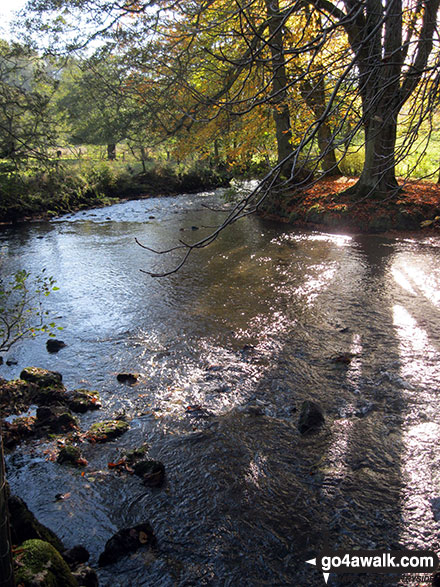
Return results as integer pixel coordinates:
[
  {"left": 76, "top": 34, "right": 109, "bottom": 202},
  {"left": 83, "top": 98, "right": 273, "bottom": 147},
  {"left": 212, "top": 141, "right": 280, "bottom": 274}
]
[
  {"left": 259, "top": 176, "right": 440, "bottom": 233},
  {"left": 0, "top": 162, "right": 231, "bottom": 223}
]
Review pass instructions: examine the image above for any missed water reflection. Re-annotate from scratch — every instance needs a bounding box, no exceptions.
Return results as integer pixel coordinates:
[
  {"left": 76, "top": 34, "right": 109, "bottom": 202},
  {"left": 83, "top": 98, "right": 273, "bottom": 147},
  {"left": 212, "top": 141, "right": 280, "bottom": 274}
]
[{"left": 2, "top": 196, "right": 440, "bottom": 585}]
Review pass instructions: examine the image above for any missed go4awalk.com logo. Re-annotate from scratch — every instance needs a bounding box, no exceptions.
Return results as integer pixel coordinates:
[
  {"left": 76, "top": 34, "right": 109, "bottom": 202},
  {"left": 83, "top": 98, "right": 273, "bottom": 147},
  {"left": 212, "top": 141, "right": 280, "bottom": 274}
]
[{"left": 306, "top": 549, "right": 439, "bottom": 584}]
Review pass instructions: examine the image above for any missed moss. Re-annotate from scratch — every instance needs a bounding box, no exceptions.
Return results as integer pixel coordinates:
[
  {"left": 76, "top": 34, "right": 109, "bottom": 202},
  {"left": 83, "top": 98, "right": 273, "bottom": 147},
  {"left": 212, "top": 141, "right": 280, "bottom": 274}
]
[
  {"left": 20, "top": 367, "right": 63, "bottom": 389},
  {"left": 123, "top": 443, "right": 150, "bottom": 464},
  {"left": 13, "top": 539, "right": 77, "bottom": 586},
  {"left": 57, "top": 445, "right": 83, "bottom": 466},
  {"left": 86, "top": 419, "right": 129, "bottom": 442}
]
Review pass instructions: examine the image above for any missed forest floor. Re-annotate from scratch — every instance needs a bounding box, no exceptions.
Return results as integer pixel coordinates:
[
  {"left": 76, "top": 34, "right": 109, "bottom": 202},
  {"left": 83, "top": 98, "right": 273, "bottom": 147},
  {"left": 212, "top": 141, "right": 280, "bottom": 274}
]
[{"left": 261, "top": 176, "right": 440, "bottom": 233}]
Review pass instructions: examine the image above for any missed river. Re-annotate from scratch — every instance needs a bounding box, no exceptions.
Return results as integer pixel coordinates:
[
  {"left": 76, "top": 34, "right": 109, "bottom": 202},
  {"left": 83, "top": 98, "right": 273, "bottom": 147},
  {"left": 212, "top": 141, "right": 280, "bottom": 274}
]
[{"left": 2, "top": 189, "right": 440, "bottom": 586}]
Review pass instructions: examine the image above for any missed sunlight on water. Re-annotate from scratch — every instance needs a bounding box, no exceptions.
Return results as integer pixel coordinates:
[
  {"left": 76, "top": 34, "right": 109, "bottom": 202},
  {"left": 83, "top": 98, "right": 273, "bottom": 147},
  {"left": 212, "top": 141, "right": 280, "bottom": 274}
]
[
  {"left": 294, "top": 264, "right": 337, "bottom": 305},
  {"left": 392, "top": 257, "right": 440, "bottom": 306},
  {"left": 392, "top": 304, "right": 437, "bottom": 385}
]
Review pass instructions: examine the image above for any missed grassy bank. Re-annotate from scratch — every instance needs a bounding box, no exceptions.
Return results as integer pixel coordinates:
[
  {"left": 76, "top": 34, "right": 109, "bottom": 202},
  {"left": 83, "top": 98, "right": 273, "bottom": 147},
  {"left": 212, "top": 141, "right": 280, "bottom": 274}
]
[{"left": 0, "top": 158, "right": 231, "bottom": 222}]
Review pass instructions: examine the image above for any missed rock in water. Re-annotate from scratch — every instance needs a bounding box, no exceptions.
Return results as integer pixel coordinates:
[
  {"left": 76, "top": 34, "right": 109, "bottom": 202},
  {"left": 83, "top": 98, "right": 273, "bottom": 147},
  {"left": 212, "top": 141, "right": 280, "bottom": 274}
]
[
  {"left": 20, "top": 367, "right": 63, "bottom": 388},
  {"left": 116, "top": 372, "right": 139, "bottom": 384},
  {"left": 133, "top": 460, "right": 165, "bottom": 487},
  {"left": 86, "top": 419, "right": 129, "bottom": 442},
  {"left": 13, "top": 539, "right": 78, "bottom": 586},
  {"left": 98, "top": 522, "right": 156, "bottom": 566},
  {"left": 297, "top": 400, "right": 325, "bottom": 434},
  {"left": 46, "top": 339, "right": 67, "bottom": 353}
]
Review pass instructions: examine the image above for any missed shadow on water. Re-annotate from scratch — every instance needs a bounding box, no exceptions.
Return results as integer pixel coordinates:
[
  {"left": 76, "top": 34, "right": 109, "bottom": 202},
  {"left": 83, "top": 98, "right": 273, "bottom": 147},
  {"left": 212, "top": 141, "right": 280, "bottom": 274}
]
[{"left": 3, "top": 196, "right": 440, "bottom": 586}]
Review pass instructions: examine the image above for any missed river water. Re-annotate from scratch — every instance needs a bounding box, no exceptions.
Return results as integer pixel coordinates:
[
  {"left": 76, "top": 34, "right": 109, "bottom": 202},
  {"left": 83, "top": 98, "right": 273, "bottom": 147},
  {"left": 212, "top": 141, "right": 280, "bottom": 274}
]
[{"left": 2, "top": 190, "right": 440, "bottom": 586}]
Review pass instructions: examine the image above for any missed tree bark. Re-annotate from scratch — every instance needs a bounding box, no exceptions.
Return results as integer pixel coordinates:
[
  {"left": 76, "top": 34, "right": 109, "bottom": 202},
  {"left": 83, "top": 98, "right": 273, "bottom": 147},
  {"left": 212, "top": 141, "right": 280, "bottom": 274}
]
[
  {"left": 264, "top": 0, "right": 294, "bottom": 176},
  {"left": 300, "top": 78, "right": 341, "bottom": 176},
  {"left": 0, "top": 427, "right": 14, "bottom": 587},
  {"left": 107, "top": 143, "right": 116, "bottom": 160}
]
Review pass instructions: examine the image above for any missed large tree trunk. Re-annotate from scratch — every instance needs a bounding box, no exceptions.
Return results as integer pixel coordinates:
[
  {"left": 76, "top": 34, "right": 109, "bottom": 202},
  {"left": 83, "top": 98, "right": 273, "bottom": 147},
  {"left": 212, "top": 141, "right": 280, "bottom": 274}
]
[
  {"left": 264, "top": 0, "right": 294, "bottom": 177},
  {"left": 300, "top": 78, "right": 341, "bottom": 176},
  {"left": 354, "top": 116, "right": 399, "bottom": 197}
]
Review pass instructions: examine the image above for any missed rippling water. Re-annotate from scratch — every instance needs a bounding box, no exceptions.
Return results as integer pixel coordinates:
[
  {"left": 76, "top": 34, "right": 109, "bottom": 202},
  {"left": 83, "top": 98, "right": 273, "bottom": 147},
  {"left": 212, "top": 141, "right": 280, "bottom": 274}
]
[{"left": 2, "top": 190, "right": 440, "bottom": 586}]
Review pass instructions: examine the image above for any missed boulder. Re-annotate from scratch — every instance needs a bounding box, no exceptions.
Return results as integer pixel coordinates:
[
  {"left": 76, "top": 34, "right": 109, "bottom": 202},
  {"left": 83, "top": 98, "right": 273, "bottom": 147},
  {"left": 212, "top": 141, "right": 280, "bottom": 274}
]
[
  {"left": 13, "top": 539, "right": 78, "bottom": 586},
  {"left": 46, "top": 339, "right": 67, "bottom": 353},
  {"left": 20, "top": 367, "right": 63, "bottom": 388},
  {"left": 3, "top": 417, "right": 37, "bottom": 449},
  {"left": 98, "top": 522, "right": 156, "bottom": 567},
  {"left": 8, "top": 495, "right": 64, "bottom": 552},
  {"left": 36, "top": 406, "right": 78, "bottom": 434},
  {"left": 66, "top": 389, "right": 101, "bottom": 413},
  {"left": 297, "top": 400, "right": 325, "bottom": 434},
  {"left": 86, "top": 419, "right": 129, "bottom": 443}
]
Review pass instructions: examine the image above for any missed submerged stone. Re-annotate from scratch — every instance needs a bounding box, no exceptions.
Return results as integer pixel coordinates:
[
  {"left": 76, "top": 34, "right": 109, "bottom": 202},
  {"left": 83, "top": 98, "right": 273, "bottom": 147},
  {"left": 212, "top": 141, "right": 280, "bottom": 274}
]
[
  {"left": 133, "top": 460, "right": 165, "bottom": 487},
  {"left": 13, "top": 539, "right": 78, "bottom": 586},
  {"left": 297, "top": 400, "right": 325, "bottom": 434},
  {"left": 86, "top": 419, "right": 129, "bottom": 442},
  {"left": 98, "top": 522, "right": 156, "bottom": 567}
]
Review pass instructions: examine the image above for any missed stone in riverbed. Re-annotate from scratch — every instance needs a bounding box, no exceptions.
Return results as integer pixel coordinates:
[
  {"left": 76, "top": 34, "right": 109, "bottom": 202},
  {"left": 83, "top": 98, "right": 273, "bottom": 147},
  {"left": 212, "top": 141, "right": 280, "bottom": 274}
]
[
  {"left": 46, "top": 338, "right": 67, "bottom": 353},
  {"left": 86, "top": 419, "right": 129, "bottom": 442},
  {"left": 36, "top": 406, "right": 79, "bottom": 433},
  {"left": 57, "top": 445, "right": 86, "bottom": 467},
  {"left": 133, "top": 460, "right": 165, "bottom": 487},
  {"left": 116, "top": 372, "right": 139, "bottom": 384},
  {"left": 297, "top": 400, "right": 325, "bottom": 434},
  {"left": 98, "top": 522, "right": 156, "bottom": 567},
  {"left": 66, "top": 389, "right": 102, "bottom": 413},
  {"left": 13, "top": 539, "right": 78, "bottom": 587},
  {"left": 72, "top": 565, "right": 99, "bottom": 587},
  {"left": 0, "top": 378, "right": 39, "bottom": 416},
  {"left": 123, "top": 443, "right": 150, "bottom": 464},
  {"left": 20, "top": 367, "right": 63, "bottom": 388}
]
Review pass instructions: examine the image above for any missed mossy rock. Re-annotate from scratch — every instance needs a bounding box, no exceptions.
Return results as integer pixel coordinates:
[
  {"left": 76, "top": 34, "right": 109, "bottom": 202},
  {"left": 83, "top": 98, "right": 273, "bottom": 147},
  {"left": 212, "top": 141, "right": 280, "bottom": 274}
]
[
  {"left": 20, "top": 367, "right": 63, "bottom": 389},
  {"left": 36, "top": 407, "right": 79, "bottom": 434},
  {"left": 31, "top": 385, "right": 68, "bottom": 406},
  {"left": 67, "top": 389, "right": 101, "bottom": 413},
  {"left": 9, "top": 496, "right": 64, "bottom": 552},
  {"left": 86, "top": 420, "right": 129, "bottom": 443},
  {"left": 13, "top": 539, "right": 78, "bottom": 586},
  {"left": 123, "top": 443, "right": 150, "bottom": 465},
  {"left": 0, "top": 379, "right": 39, "bottom": 416},
  {"left": 57, "top": 445, "right": 84, "bottom": 467}
]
